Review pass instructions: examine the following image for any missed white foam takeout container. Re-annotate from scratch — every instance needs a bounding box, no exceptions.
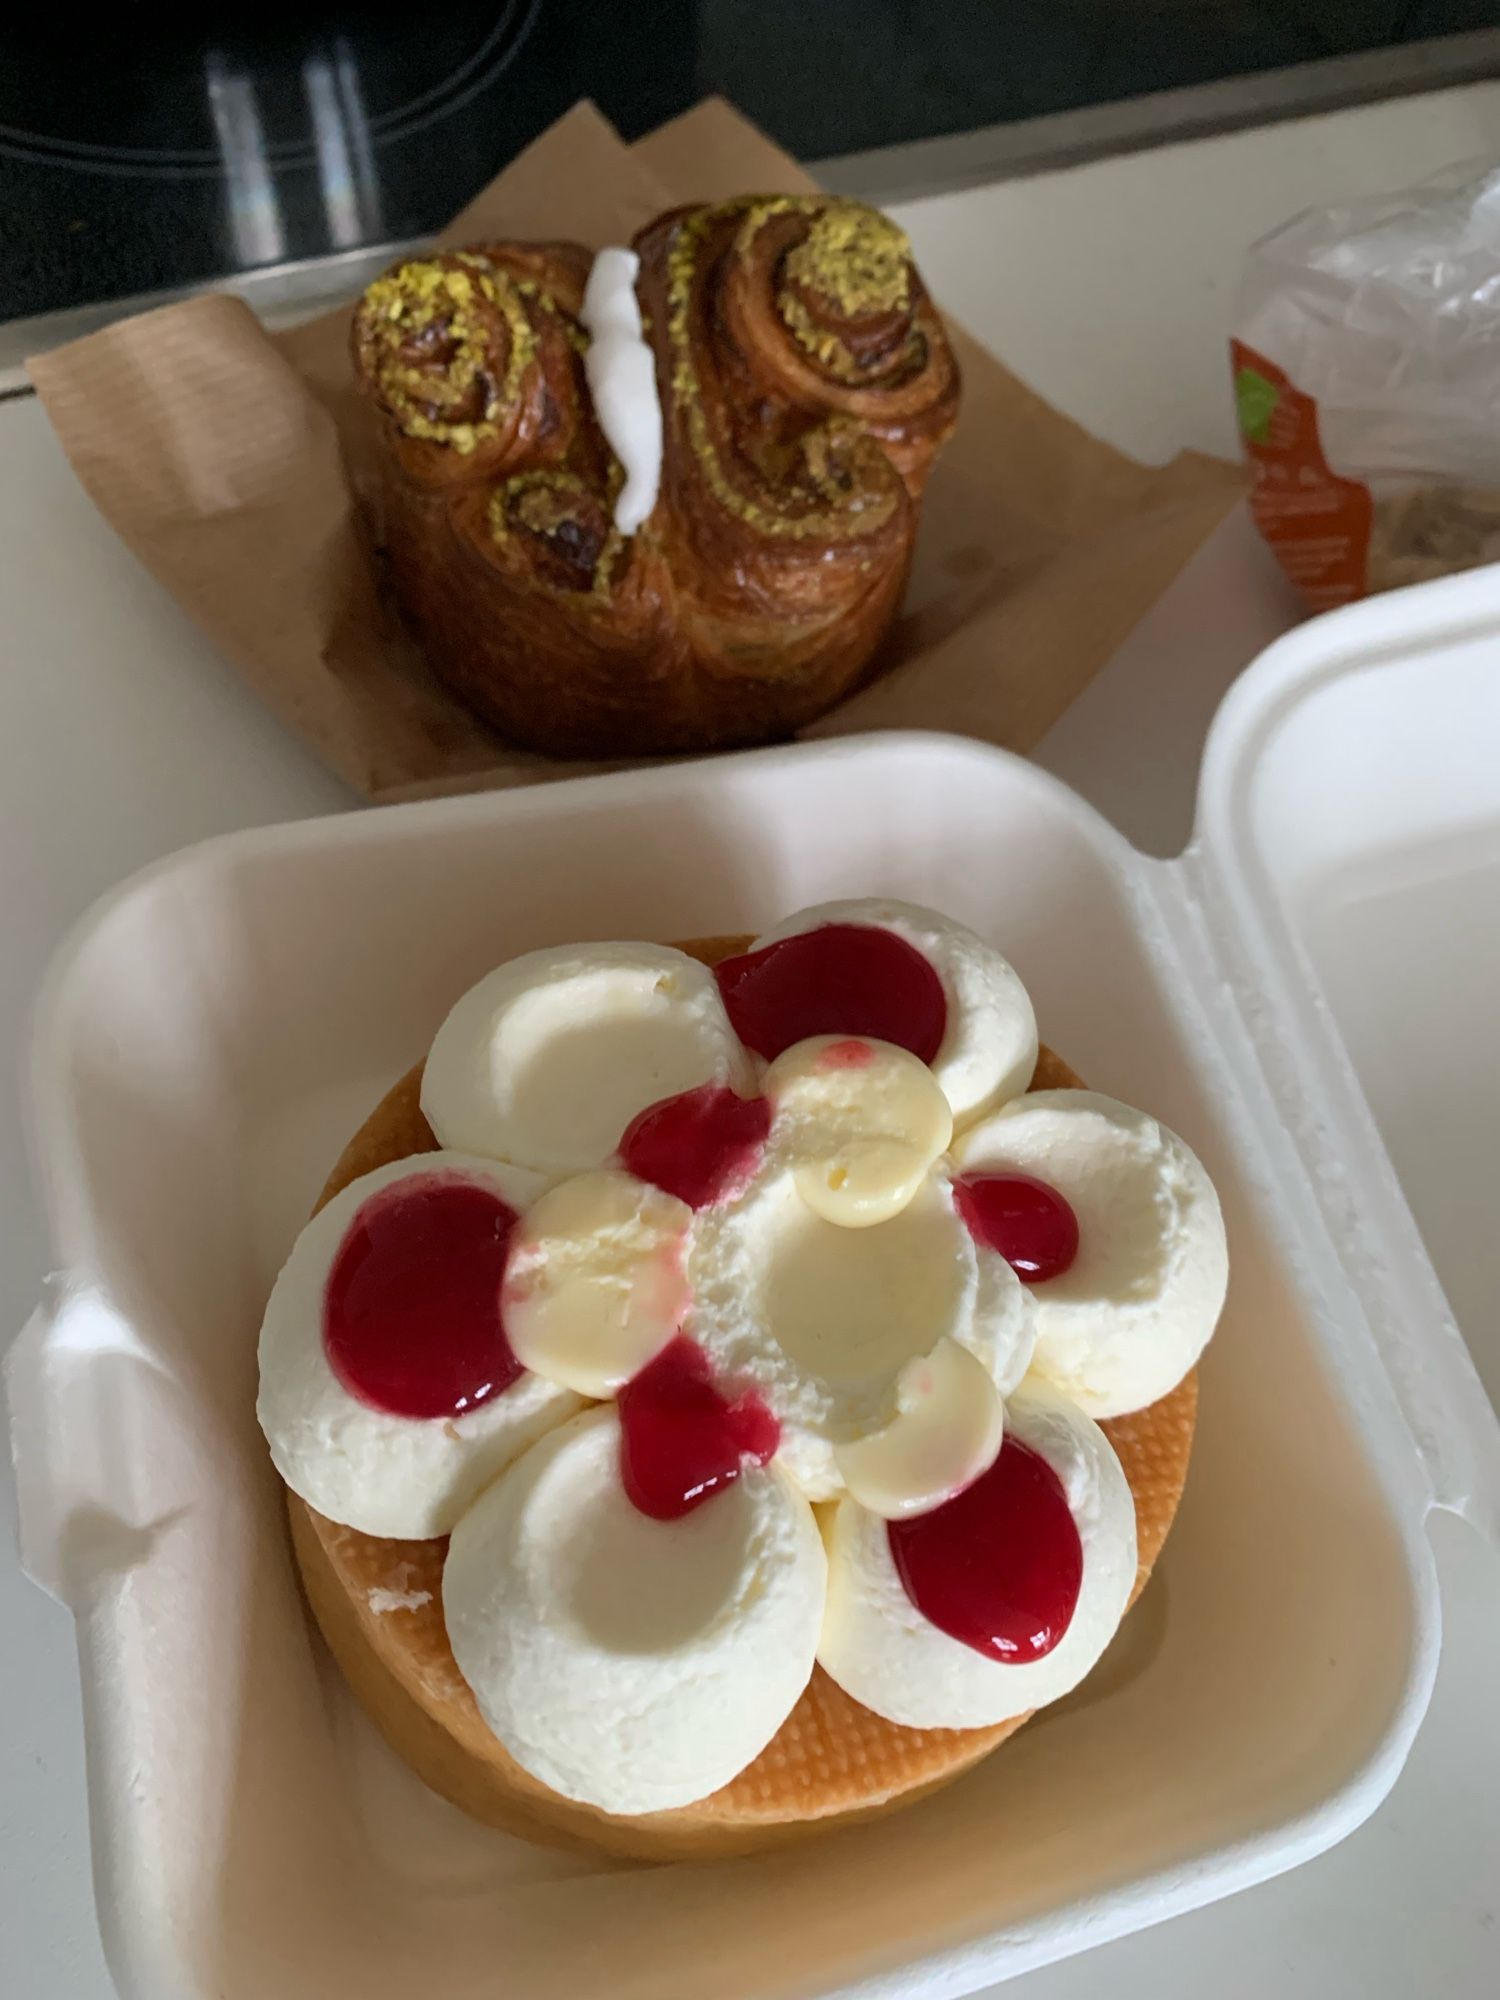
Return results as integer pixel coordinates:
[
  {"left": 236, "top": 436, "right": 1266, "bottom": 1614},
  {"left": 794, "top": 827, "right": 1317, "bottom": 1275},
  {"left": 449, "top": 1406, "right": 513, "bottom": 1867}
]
[{"left": 7, "top": 568, "right": 1500, "bottom": 2000}]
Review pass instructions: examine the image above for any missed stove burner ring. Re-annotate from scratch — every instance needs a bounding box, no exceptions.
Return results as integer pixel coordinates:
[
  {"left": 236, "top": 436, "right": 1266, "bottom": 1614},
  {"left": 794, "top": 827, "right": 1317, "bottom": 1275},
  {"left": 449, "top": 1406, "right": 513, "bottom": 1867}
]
[{"left": 0, "top": 3, "right": 539, "bottom": 179}]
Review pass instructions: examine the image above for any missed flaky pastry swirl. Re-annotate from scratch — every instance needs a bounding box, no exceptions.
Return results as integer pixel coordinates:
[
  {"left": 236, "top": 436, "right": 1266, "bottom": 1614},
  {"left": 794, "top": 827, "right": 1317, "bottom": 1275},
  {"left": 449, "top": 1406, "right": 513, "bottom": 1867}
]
[{"left": 351, "top": 198, "right": 960, "bottom": 758}]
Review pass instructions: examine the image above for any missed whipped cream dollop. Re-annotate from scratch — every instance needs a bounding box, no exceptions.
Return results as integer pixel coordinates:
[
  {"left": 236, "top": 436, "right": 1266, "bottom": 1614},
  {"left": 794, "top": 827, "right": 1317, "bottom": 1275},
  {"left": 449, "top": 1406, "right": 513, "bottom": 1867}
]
[
  {"left": 751, "top": 899, "right": 1037, "bottom": 1128},
  {"left": 818, "top": 1380, "right": 1136, "bottom": 1727},
  {"left": 421, "top": 942, "right": 753, "bottom": 1179},
  {"left": 257, "top": 1153, "right": 580, "bottom": 1538},
  {"left": 689, "top": 1150, "right": 1035, "bottom": 1500},
  {"left": 580, "top": 247, "right": 663, "bottom": 536},
  {"left": 443, "top": 1406, "right": 825, "bottom": 1814},
  {"left": 954, "top": 1089, "right": 1228, "bottom": 1418}
]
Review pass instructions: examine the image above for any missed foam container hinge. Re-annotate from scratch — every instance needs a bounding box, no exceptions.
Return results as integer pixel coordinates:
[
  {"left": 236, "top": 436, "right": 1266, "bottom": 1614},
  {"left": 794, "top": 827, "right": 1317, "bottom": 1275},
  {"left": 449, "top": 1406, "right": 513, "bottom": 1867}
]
[{"left": 6, "top": 567, "right": 1500, "bottom": 1999}]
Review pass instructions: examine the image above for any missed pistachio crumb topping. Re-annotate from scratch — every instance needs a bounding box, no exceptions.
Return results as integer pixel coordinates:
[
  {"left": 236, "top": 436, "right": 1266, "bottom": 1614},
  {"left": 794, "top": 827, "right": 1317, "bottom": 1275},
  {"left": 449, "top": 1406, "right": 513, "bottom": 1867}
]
[
  {"left": 663, "top": 199, "right": 902, "bottom": 539},
  {"left": 358, "top": 257, "right": 537, "bottom": 453},
  {"left": 783, "top": 202, "right": 911, "bottom": 318}
]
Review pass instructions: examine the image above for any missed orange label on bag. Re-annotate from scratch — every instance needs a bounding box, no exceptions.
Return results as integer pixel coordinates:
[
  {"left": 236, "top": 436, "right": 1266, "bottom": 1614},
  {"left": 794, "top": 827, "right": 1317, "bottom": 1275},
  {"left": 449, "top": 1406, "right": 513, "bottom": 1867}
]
[{"left": 1231, "top": 340, "right": 1372, "bottom": 610}]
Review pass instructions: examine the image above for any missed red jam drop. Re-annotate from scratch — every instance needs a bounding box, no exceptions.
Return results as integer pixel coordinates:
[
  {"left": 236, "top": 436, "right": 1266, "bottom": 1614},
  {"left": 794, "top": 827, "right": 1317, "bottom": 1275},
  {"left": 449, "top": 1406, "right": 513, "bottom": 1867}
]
[
  {"left": 324, "top": 1174, "right": 523, "bottom": 1419},
  {"left": 714, "top": 923, "right": 948, "bottom": 1064},
  {"left": 818, "top": 1037, "right": 876, "bottom": 1069},
  {"left": 955, "top": 1172, "right": 1080, "bottom": 1282},
  {"left": 619, "top": 1084, "right": 772, "bottom": 1208},
  {"left": 888, "top": 1436, "right": 1084, "bottom": 1662},
  {"left": 617, "top": 1336, "right": 780, "bottom": 1521}
]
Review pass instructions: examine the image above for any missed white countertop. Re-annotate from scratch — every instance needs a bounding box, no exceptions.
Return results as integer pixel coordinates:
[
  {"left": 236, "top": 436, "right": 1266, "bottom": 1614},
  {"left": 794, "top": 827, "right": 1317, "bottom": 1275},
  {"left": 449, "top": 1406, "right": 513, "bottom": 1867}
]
[{"left": 4, "top": 82, "right": 1500, "bottom": 1999}]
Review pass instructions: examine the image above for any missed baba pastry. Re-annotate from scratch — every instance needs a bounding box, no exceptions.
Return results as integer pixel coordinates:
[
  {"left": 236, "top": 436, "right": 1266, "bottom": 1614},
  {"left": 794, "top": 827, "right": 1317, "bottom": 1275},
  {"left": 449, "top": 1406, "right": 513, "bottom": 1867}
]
[
  {"left": 260, "top": 902, "right": 1226, "bottom": 1858},
  {"left": 350, "top": 199, "right": 960, "bottom": 759}
]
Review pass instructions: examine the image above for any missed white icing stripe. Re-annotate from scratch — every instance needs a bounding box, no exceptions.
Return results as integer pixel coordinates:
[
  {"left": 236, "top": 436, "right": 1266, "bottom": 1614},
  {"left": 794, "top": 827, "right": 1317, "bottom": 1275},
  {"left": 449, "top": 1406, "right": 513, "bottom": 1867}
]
[{"left": 581, "top": 247, "right": 663, "bottom": 536}]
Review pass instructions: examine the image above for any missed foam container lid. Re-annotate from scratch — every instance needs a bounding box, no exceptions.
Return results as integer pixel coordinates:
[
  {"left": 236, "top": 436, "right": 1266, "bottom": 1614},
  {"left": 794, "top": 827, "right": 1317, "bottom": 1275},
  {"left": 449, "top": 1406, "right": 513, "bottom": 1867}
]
[{"left": 6, "top": 568, "right": 1500, "bottom": 1999}]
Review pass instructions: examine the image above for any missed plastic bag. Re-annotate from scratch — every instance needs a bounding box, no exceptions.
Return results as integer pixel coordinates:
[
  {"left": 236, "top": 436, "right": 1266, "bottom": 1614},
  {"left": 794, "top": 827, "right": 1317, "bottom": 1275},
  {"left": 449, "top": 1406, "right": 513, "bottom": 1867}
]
[{"left": 1233, "top": 161, "right": 1500, "bottom": 610}]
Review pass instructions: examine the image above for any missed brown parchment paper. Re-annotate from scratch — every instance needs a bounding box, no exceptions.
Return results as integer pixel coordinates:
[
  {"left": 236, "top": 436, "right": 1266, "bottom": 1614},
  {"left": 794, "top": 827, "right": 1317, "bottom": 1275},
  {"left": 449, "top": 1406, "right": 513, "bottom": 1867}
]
[{"left": 28, "top": 98, "right": 1242, "bottom": 803}]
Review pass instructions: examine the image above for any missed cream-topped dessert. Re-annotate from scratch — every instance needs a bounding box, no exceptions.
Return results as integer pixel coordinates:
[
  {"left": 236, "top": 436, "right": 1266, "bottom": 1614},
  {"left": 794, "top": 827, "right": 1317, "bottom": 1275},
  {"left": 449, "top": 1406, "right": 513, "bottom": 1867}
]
[{"left": 258, "top": 898, "right": 1228, "bottom": 1831}]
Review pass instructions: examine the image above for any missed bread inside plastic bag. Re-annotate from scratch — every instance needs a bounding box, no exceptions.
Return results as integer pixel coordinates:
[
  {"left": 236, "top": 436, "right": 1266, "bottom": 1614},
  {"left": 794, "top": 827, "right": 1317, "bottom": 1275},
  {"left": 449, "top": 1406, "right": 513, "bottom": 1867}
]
[{"left": 1233, "top": 160, "right": 1500, "bottom": 609}]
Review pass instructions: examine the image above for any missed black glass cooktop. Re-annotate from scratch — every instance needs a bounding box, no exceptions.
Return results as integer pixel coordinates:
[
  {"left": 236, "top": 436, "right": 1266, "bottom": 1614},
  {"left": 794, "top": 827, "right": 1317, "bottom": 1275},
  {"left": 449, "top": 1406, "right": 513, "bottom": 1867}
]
[{"left": 3, "top": 2, "right": 1497, "bottom": 322}]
